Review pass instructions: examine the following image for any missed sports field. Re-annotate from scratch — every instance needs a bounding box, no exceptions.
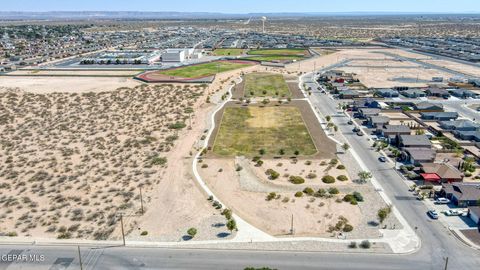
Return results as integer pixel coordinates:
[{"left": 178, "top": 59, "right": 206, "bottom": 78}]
[
  {"left": 248, "top": 48, "right": 309, "bottom": 56},
  {"left": 158, "top": 61, "right": 253, "bottom": 78},
  {"left": 213, "top": 106, "right": 317, "bottom": 156},
  {"left": 213, "top": 48, "right": 245, "bottom": 56},
  {"left": 244, "top": 73, "right": 291, "bottom": 97}
]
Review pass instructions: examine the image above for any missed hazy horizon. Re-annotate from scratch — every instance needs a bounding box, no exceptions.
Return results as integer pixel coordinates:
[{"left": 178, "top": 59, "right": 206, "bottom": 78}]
[{"left": 0, "top": 0, "right": 479, "bottom": 14}]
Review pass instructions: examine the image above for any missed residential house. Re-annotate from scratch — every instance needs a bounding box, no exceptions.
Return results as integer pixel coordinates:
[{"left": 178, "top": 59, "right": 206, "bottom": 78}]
[
  {"left": 439, "top": 120, "right": 480, "bottom": 131},
  {"left": 453, "top": 130, "right": 480, "bottom": 142},
  {"left": 420, "top": 163, "right": 463, "bottom": 183},
  {"left": 339, "top": 90, "right": 360, "bottom": 99},
  {"left": 403, "top": 148, "right": 436, "bottom": 165},
  {"left": 425, "top": 88, "right": 450, "bottom": 99},
  {"left": 468, "top": 206, "right": 480, "bottom": 226},
  {"left": 380, "top": 125, "right": 411, "bottom": 143},
  {"left": 399, "top": 135, "right": 432, "bottom": 148},
  {"left": 402, "top": 89, "right": 426, "bottom": 98},
  {"left": 420, "top": 112, "right": 459, "bottom": 121},
  {"left": 376, "top": 88, "right": 399, "bottom": 98},
  {"left": 449, "top": 89, "right": 479, "bottom": 99},
  {"left": 352, "top": 98, "right": 381, "bottom": 110},
  {"left": 368, "top": 116, "right": 390, "bottom": 129},
  {"left": 358, "top": 108, "right": 381, "bottom": 119},
  {"left": 414, "top": 101, "right": 443, "bottom": 111},
  {"left": 440, "top": 183, "right": 480, "bottom": 207}
]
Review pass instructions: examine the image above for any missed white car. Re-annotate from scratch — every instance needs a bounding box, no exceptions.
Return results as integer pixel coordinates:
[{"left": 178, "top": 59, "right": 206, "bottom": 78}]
[
  {"left": 434, "top": 198, "right": 451, "bottom": 204},
  {"left": 444, "top": 210, "right": 464, "bottom": 216}
]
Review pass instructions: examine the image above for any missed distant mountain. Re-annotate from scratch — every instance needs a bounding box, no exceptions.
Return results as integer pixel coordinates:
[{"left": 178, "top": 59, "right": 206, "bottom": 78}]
[{"left": 0, "top": 11, "right": 479, "bottom": 20}]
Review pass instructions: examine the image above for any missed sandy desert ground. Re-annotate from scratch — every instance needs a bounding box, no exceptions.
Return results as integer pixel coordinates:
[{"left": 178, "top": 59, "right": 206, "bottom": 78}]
[
  {"left": 0, "top": 76, "right": 142, "bottom": 93},
  {"left": 0, "top": 83, "right": 216, "bottom": 240}
]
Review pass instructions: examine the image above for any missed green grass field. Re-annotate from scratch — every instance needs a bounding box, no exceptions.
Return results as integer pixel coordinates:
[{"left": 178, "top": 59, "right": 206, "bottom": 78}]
[
  {"left": 213, "top": 49, "right": 245, "bottom": 56},
  {"left": 159, "top": 61, "right": 252, "bottom": 78},
  {"left": 213, "top": 106, "right": 317, "bottom": 156},
  {"left": 245, "top": 55, "right": 305, "bottom": 62},
  {"left": 248, "top": 48, "right": 308, "bottom": 56},
  {"left": 244, "top": 73, "right": 291, "bottom": 98}
]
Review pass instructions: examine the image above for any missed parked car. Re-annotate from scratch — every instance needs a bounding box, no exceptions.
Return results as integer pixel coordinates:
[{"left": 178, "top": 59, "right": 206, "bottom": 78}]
[
  {"left": 427, "top": 210, "right": 439, "bottom": 219},
  {"left": 356, "top": 131, "right": 364, "bottom": 136},
  {"left": 444, "top": 210, "right": 463, "bottom": 216},
  {"left": 434, "top": 198, "right": 451, "bottom": 204},
  {"left": 352, "top": 127, "right": 360, "bottom": 132},
  {"left": 347, "top": 120, "right": 353, "bottom": 125},
  {"left": 378, "top": 156, "right": 387, "bottom": 162}
]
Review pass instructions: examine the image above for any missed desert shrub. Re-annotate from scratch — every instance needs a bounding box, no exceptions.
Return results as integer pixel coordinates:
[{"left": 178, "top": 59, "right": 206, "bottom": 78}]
[
  {"left": 168, "top": 121, "right": 186, "bottom": 129},
  {"left": 337, "top": 175, "right": 348, "bottom": 181},
  {"left": 360, "top": 240, "right": 371, "bottom": 249},
  {"left": 348, "top": 241, "right": 357, "bottom": 248},
  {"left": 266, "top": 192, "right": 277, "bottom": 201},
  {"left": 294, "top": 191, "right": 303, "bottom": 197},
  {"left": 289, "top": 176, "right": 305, "bottom": 184},
  {"left": 329, "top": 159, "right": 338, "bottom": 165},
  {"left": 266, "top": 169, "right": 280, "bottom": 180},
  {"left": 336, "top": 165, "right": 345, "bottom": 170},
  {"left": 353, "top": 191, "right": 364, "bottom": 202},
  {"left": 201, "top": 164, "right": 208, "bottom": 168},
  {"left": 328, "top": 187, "right": 339, "bottom": 195},
  {"left": 322, "top": 175, "right": 335, "bottom": 184},
  {"left": 306, "top": 173, "right": 317, "bottom": 179},
  {"left": 303, "top": 187, "right": 315, "bottom": 196},
  {"left": 343, "top": 224, "right": 354, "bottom": 232},
  {"left": 315, "top": 188, "right": 327, "bottom": 197},
  {"left": 141, "top": 231, "right": 148, "bottom": 236},
  {"left": 187, "top": 228, "right": 197, "bottom": 238}
]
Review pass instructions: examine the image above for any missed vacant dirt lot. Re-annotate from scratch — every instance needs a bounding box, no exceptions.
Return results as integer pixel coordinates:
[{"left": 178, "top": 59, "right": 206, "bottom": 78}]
[{"left": 0, "top": 76, "right": 141, "bottom": 93}]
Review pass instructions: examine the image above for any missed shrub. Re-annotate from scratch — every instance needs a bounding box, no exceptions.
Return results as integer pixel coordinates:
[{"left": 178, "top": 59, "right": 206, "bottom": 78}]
[
  {"left": 343, "top": 194, "right": 356, "bottom": 204},
  {"left": 343, "top": 224, "right": 354, "bottom": 232},
  {"left": 353, "top": 191, "right": 364, "bottom": 202},
  {"left": 266, "top": 169, "right": 280, "bottom": 180},
  {"left": 294, "top": 191, "right": 303, "bottom": 197},
  {"left": 201, "top": 164, "right": 208, "bottom": 168},
  {"left": 266, "top": 192, "right": 277, "bottom": 201},
  {"left": 187, "top": 228, "right": 197, "bottom": 238},
  {"left": 322, "top": 175, "right": 335, "bottom": 184},
  {"left": 328, "top": 187, "right": 339, "bottom": 195},
  {"left": 360, "top": 240, "right": 371, "bottom": 249},
  {"left": 337, "top": 175, "right": 348, "bottom": 181},
  {"left": 303, "top": 187, "right": 315, "bottom": 196},
  {"left": 315, "top": 188, "right": 327, "bottom": 197},
  {"left": 150, "top": 156, "right": 167, "bottom": 166},
  {"left": 289, "top": 176, "right": 305, "bottom": 184},
  {"left": 140, "top": 231, "right": 148, "bottom": 236},
  {"left": 348, "top": 241, "right": 357, "bottom": 248},
  {"left": 168, "top": 121, "right": 187, "bottom": 129},
  {"left": 222, "top": 209, "right": 233, "bottom": 220},
  {"left": 329, "top": 159, "right": 338, "bottom": 165},
  {"left": 336, "top": 165, "right": 345, "bottom": 170},
  {"left": 306, "top": 173, "right": 317, "bottom": 179}
]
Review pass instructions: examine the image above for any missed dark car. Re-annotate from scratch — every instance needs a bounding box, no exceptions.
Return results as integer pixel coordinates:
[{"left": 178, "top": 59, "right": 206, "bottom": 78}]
[
  {"left": 378, "top": 156, "right": 387, "bottom": 162},
  {"left": 347, "top": 120, "right": 353, "bottom": 125},
  {"left": 352, "top": 127, "right": 360, "bottom": 132},
  {"left": 356, "top": 131, "right": 364, "bottom": 136}
]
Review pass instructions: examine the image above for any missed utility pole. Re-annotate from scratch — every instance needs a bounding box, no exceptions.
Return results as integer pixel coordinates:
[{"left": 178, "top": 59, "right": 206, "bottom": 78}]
[
  {"left": 77, "top": 246, "right": 83, "bottom": 270},
  {"left": 139, "top": 187, "right": 144, "bottom": 215},
  {"left": 444, "top": 257, "right": 449, "bottom": 270},
  {"left": 290, "top": 214, "right": 294, "bottom": 235},
  {"left": 120, "top": 214, "right": 125, "bottom": 246}
]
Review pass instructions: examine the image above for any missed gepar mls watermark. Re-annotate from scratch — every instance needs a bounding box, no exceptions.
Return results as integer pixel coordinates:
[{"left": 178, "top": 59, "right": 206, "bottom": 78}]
[{"left": 1, "top": 253, "right": 45, "bottom": 262}]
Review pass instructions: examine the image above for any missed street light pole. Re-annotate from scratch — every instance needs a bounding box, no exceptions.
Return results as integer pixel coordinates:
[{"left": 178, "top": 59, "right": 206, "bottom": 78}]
[
  {"left": 139, "top": 187, "right": 144, "bottom": 215},
  {"left": 444, "top": 257, "right": 449, "bottom": 270},
  {"left": 120, "top": 214, "right": 125, "bottom": 246},
  {"left": 77, "top": 246, "right": 83, "bottom": 270}
]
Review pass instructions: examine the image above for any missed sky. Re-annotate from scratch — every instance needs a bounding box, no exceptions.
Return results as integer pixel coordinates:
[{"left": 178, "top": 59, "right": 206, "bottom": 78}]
[{"left": 0, "top": 0, "right": 479, "bottom": 13}]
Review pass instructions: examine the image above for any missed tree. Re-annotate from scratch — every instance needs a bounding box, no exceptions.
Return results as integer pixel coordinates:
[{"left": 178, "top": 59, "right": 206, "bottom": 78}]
[
  {"left": 358, "top": 171, "right": 372, "bottom": 184},
  {"left": 259, "top": 149, "right": 266, "bottom": 155},
  {"left": 325, "top": 115, "right": 331, "bottom": 122},
  {"left": 342, "top": 143, "right": 350, "bottom": 152},
  {"left": 222, "top": 209, "right": 232, "bottom": 220},
  {"left": 226, "top": 219, "right": 237, "bottom": 233},
  {"left": 187, "top": 228, "right": 197, "bottom": 238},
  {"left": 377, "top": 205, "right": 392, "bottom": 224}
]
